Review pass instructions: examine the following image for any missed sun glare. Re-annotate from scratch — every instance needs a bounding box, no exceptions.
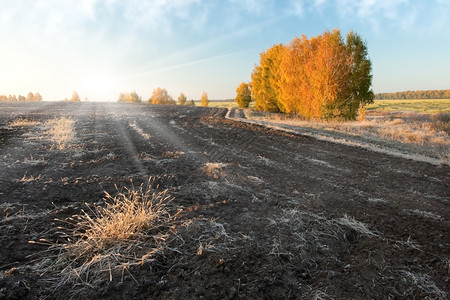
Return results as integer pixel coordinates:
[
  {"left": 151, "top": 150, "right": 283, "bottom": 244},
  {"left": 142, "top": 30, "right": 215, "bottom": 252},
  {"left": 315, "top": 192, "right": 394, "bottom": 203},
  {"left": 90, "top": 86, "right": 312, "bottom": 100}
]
[{"left": 82, "top": 74, "right": 117, "bottom": 101}]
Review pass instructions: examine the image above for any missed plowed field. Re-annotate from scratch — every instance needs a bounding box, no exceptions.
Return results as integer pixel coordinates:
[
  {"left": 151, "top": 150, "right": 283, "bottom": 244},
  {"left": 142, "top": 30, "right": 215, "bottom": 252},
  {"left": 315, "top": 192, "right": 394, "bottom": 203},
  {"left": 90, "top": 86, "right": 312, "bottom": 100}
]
[{"left": 0, "top": 102, "right": 448, "bottom": 299}]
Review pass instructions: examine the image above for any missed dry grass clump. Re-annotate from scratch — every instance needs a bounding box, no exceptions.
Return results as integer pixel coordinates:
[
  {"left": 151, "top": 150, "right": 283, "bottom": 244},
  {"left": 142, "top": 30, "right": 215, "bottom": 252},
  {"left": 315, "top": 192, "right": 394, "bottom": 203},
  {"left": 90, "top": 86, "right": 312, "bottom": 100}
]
[
  {"left": 398, "top": 271, "right": 448, "bottom": 299},
  {"left": 194, "top": 219, "right": 237, "bottom": 255},
  {"left": 18, "top": 172, "right": 45, "bottom": 182},
  {"left": 23, "top": 155, "right": 47, "bottom": 166},
  {"left": 267, "top": 209, "right": 379, "bottom": 264},
  {"left": 334, "top": 214, "right": 379, "bottom": 238},
  {"left": 46, "top": 117, "right": 75, "bottom": 149},
  {"left": 431, "top": 113, "right": 450, "bottom": 134},
  {"left": 45, "top": 179, "right": 179, "bottom": 288},
  {"left": 403, "top": 209, "right": 443, "bottom": 221},
  {"left": 357, "top": 105, "right": 366, "bottom": 122},
  {"left": 202, "top": 162, "right": 228, "bottom": 179},
  {"left": 9, "top": 118, "right": 39, "bottom": 127}
]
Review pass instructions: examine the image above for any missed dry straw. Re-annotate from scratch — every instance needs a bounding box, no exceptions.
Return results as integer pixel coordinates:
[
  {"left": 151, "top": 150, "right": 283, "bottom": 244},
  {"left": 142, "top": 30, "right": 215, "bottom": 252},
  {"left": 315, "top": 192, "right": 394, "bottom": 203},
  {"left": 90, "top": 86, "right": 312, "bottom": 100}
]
[
  {"left": 42, "top": 178, "right": 179, "bottom": 289},
  {"left": 46, "top": 116, "right": 75, "bottom": 149}
]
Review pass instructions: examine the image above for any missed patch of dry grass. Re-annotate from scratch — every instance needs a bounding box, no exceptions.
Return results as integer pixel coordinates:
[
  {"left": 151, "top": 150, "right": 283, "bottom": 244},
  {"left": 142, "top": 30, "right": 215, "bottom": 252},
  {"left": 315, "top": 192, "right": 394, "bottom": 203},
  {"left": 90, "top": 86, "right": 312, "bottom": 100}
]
[
  {"left": 403, "top": 209, "right": 443, "bottom": 221},
  {"left": 267, "top": 209, "right": 379, "bottom": 265},
  {"left": 18, "top": 172, "right": 45, "bottom": 182},
  {"left": 398, "top": 271, "right": 448, "bottom": 299},
  {"left": 9, "top": 118, "right": 39, "bottom": 127},
  {"left": 334, "top": 214, "right": 379, "bottom": 238},
  {"left": 40, "top": 178, "right": 179, "bottom": 288},
  {"left": 202, "top": 162, "right": 228, "bottom": 179},
  {"left": 46, "top": 117, "right": 75, "bottom": 149},
  {"left": 22, "top": 155, "right": 47, "bottom": 166}
]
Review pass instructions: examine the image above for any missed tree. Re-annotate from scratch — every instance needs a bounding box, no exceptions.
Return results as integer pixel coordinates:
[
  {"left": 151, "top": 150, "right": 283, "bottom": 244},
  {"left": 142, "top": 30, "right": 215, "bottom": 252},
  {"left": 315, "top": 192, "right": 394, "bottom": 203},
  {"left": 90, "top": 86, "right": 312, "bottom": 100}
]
[
  {"left": 26, "top": 92, "right": 34, "bottom": 101},
  {"left": 177, "top": 92, "right": 187, "bottom": 105},
  {"left": 18, "top": 95, "right": 26, "bottom": 101},
  {"left": 149, "top": 87, "right": 173, "bottom": 104},
  {"left": 278, "top": 30, "right": 355, "bottom": 119},
  {"left": 312, "top": 30, "right": 353, "bottom": 119},
  {"left": 128, "top": 91, "right": 142, "bottom": 103},
  {"left": 117, "top": 92, "right": 127, "bottom": 102},
  {"left": 346, "top": 31, "right": 374, "bottom": 112},
  {"left": 188, "top": 99, "right": 195, "bottom": 106},
  {"left": 34, "top": 92, "right": 42, "bottom": 101},
  {"left": 117, "top": 91, "right": 142, "bottom": 103},
  {"left": 71, "top": 91, "right": 81, "bottom": 102},
  {"left": 235, "top": 82, "right": 252, "bottom": 108},
  {"left": 251, "top": 29, "right": 373, "bottom": 120},
  {"left": 251, "top": 44, "right": 284, "bottom": 113},
  {"left": 278, "top": 34, "right": 314, "bottom": 116},
  {"left": 200, "top": 92, "right": 209, "bottom": 107}
]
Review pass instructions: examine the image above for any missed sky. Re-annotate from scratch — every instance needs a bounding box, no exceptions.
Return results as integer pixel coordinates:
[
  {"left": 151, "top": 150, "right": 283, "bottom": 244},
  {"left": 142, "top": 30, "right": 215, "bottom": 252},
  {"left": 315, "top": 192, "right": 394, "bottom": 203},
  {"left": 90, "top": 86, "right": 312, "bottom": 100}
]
[{"left": 1, "top": 0, "right": 449, "bottom": 101}]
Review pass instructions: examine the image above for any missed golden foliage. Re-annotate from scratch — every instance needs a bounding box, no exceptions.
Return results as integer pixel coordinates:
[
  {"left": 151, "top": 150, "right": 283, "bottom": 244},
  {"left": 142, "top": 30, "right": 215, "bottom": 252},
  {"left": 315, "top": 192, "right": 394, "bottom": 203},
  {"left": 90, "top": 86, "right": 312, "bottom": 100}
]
[
  {"left": 251, "top": 44, "right": 284, "bottom": 113},
  {"left": 251, "top": 29, "right": 373, "bottom": 120},
  {"left": 149, "top": 87, "right": 175, "bottom": 105},
  {"left": 357, "top": 104, "right": 366, "bottom": 122},
  {"left": 235, "top": 82, "right": 252, "bottom": 108},
  {"left": 200, "top": 92, "right": 209, "bottom": 107},
  {"left": 118, "top": 91, "right": 142, "bottom": 103}
]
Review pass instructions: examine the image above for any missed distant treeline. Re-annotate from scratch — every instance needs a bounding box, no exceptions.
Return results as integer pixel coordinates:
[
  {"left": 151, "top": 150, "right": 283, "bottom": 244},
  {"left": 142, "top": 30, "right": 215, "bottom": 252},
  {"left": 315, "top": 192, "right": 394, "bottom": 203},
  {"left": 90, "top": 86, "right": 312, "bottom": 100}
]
[
  {"left": 375, "top": 89, "right": 450, "bottom": 100},
  {"left": 0, "top": 92, "right": 43, "bottom": 102}
]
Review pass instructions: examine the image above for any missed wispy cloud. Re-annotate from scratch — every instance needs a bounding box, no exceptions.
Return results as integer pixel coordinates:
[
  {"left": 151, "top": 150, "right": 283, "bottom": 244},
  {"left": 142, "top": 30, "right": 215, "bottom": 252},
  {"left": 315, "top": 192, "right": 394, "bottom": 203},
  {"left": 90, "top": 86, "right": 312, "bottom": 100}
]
[
  {"left": 285, "top": 0, "right": 450, "bottom": 36},
  {"left": 228, "top": 0, "right": 273, "bottom": 14},
  {"left": 126, "top": 47, "right": 257, "bottom": 80},
  {"left": 0, "top": 0, "right": 206, "bottom": 38},
  {"left": 335, "top": 0, "right": 412, "bottom": 33}
]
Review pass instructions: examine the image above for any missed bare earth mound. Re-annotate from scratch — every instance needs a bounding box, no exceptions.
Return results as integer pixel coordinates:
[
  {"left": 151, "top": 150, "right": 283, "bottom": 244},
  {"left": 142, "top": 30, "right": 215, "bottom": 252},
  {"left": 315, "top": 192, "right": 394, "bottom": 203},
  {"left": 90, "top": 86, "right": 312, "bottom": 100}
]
[{"left": 0, "top": 102, "right": 448, "bottom": 299}]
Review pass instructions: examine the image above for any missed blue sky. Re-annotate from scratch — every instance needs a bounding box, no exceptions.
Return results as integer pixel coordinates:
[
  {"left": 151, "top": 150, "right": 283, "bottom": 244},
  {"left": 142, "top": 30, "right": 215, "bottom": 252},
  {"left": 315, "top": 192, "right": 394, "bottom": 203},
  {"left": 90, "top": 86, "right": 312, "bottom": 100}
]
[{"left": 1, "top": 0, "right": 449, "bottom": 101}]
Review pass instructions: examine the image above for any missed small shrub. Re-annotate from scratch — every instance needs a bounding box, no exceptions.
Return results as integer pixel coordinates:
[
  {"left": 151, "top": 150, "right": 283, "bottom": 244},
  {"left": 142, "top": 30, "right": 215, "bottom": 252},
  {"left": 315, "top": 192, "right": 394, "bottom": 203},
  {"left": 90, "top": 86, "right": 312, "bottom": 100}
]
[
  {"left": 431, "top": 113, "right": 450, "bottom": 134},
  {"left": 357, "top": 104, "right": 366, "bottom": 122}
]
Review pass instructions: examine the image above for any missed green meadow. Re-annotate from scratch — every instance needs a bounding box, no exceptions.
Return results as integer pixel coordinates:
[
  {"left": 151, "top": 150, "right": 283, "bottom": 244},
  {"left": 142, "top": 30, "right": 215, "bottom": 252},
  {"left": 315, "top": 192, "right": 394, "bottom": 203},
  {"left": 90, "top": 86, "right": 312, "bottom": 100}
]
[
  {"left": 207, "top": 99, "right": 450, "bottom": 114},
  {"left": 366, "top": 99, "right": 450, "bottom": 113}
]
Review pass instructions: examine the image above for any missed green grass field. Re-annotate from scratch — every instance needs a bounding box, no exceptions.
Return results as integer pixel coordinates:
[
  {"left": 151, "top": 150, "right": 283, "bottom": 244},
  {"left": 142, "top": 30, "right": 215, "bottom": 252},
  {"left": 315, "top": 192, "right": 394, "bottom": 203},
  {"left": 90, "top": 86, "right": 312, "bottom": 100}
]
[
  {"left": 366, "top": 99, "right": 450, "bottom": 113},
  {"left": 207, "top": 99, "right": 449, "bottom": 113},
  {"left": 207, "top": 101, "right": 239, "bottom": 108}
]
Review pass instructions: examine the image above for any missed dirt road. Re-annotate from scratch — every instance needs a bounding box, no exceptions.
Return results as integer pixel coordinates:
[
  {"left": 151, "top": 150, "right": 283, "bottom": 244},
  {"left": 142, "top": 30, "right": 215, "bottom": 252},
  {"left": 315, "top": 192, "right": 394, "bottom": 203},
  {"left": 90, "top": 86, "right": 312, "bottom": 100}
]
[{"left": 0, "top": 102, "right": 449, "bottom": 299}]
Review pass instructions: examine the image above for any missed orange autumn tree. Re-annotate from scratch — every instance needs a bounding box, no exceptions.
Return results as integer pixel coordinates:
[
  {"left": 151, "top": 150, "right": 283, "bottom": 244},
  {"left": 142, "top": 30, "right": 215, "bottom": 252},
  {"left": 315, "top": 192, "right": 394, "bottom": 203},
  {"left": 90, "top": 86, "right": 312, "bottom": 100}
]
[
  {"left": 235, "top": 82, "right": 252, "bottom": 108},
  {"left": 278, "top": 34, "right": 313, "bottom": 116},
  {"left": 251, "top": 44, "right": 284, "bottom": 113},
  {"left": 310, "top": 30, "right": 353, "bottom": 119},
  {"left": 251, "top": 29, "right": 373, "bottom": 120}
]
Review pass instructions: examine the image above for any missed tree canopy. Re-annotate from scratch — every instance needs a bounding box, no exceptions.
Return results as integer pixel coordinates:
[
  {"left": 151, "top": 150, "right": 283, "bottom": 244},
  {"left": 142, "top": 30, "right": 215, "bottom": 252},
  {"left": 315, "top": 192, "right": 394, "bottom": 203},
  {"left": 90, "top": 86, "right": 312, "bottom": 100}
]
[
  {"left": 149, "top": 87, "right": 175, "bottom": 105},
  {"left": 71, "top": 91, "right": 81, "bottom": 102},
  {"left": 118, "top": 91, "right": 142, "bottom": 103},
  {"left": 235, "top": 82, "right": 252, "bottom": 108},
  {"left": 177, "top": 92, "right": 187, "bottom": 105},
  {"left": 251, "top": 44, "right": 284, "bottom": 113},
  {"left": 250, "top": 29, "right": 374, "bottom": 120},
  {"left": 200, "top": 92, "right": 209, "bottom": 107}
]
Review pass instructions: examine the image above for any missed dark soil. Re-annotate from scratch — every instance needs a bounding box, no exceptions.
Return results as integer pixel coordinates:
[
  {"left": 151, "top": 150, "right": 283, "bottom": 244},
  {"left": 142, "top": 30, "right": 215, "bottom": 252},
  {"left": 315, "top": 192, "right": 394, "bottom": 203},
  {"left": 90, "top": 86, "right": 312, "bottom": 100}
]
[{"left": 0, "top": 102, "right": 449, "bottom": 299}]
